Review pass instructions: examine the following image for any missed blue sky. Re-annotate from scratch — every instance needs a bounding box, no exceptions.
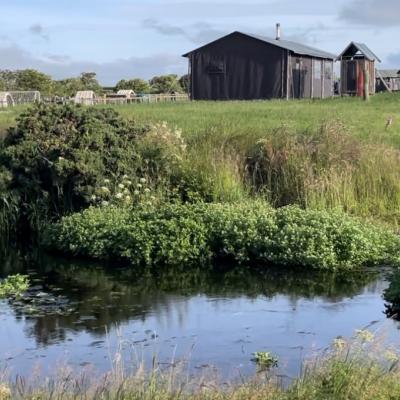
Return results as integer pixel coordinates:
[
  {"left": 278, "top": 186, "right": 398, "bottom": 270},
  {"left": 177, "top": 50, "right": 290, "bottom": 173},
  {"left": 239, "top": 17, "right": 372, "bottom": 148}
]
[{"left": 1, "top": 0, "right": 399, "bottom": 84}]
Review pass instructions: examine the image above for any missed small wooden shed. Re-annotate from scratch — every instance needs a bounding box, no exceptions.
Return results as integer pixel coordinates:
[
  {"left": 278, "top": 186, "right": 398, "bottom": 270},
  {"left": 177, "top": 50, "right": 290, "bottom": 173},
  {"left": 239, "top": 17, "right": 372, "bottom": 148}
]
[
  {"left": 0, "top": 92, "right": 14, "bottom": 108},
  {"left": 376, "top": 70, "right": 400, "bottom": 92},
  {"left": 74, "top": 90, "right": 96, "bottom": 106},
  {"left": 116, "top": 89, "right": 136, "bottom": 99},
  {"left": 337, "top": 42, "right": 380, "bottom": 96}
]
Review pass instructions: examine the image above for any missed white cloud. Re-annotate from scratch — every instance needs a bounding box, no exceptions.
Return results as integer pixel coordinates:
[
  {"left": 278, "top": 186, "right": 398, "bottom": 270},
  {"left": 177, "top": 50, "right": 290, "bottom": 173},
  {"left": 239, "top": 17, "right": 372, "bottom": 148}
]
[
  {"left": 0, "top": 44, "right": 187, "bottom": 85},
  {"left": 339, "top": 0, "right": 400, "bottom": 26}
]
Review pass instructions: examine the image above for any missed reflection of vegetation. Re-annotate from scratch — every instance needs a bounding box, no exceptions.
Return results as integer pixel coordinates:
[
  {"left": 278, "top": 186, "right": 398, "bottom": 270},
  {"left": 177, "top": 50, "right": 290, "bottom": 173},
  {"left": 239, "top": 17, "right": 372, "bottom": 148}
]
[
  {"left": 0, "top": 251, "right": 380, "bottom": 347},
  {"left": 384, "top": 270, "right": 400, "bottom": 320}
]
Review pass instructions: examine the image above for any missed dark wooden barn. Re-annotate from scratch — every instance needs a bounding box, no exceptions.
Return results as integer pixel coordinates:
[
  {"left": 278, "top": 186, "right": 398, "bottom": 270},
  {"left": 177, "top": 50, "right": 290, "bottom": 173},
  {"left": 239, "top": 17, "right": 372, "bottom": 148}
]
[
  {"left": 376, "top": 70, "right": 400, "bottom": 92},
  {"left": 182, "top": 31, "right": 336, "bottom": 101},
  {"left": 337, "top": 42, "right": 380, "bottom": 96}
]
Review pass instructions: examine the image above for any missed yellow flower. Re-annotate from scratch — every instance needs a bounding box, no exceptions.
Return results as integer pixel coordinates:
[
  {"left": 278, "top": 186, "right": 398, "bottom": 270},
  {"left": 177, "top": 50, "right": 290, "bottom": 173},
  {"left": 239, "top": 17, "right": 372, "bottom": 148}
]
[
  {"left": 384, "top": 350, "right": 399, "bottom": 363},
  {"left": 0, "top": 384, "right": 11, "bottom": 399},
  {"left": 355, "top": 329, "right": 374, "bottom": 343},
  {"left": 333, "top": 337, "right": 346, "bottom": 351}
]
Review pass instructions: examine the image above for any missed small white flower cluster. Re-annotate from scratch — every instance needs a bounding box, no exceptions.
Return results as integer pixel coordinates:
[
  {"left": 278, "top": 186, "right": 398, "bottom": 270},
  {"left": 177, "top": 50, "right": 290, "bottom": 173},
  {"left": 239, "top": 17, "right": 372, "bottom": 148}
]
[
  {"left": 90, "top": 175, "right": 156, "bottom": 207},
  {"left": 150, "top": 122, "right": 187, "bottom": 152}
]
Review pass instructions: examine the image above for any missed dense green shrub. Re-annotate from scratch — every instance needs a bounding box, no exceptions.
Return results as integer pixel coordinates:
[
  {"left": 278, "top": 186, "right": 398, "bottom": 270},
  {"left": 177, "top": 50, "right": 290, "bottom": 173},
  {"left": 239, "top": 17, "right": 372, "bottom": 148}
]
[
  {"left": 0, "top": 104, "right": 205, "bottom": 239},
  {"left": 0, "top": 104, "right": 147, "bottom": 225},
  {"left": 45, "top": 202, "right": 400, "bottom": 270}
]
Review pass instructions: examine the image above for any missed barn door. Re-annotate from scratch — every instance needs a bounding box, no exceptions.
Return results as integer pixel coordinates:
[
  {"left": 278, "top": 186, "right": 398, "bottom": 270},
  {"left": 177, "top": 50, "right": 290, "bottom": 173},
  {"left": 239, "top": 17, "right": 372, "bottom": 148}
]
[
  {"left": 346, "top": 61, "right": 357, "bottom": 93},
  {"left": 292, "top": 58, "right": 307, "bottom": 98}
]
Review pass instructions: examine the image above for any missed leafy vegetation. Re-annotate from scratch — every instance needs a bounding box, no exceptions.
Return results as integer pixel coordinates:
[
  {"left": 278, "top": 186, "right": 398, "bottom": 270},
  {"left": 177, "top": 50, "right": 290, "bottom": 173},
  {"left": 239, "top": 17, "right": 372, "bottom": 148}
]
[
  {"left": 252, "top": 351, "right": 279, "bottom": 370},
  {"left": 44, "top": 202, "right": 400, "bottom": 270},
  {"left": 0, "top": 104, "right": 150, "bottom": 237},
  {"left": 0, "top": 274, "right": 29, "bottom": 298}
]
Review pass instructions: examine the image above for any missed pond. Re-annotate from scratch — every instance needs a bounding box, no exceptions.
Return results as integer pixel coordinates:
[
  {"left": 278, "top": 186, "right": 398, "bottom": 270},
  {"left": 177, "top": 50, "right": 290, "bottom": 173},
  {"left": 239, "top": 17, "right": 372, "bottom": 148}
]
[{"left": 0, "top": 250, "right": 399, "bottom": 381}]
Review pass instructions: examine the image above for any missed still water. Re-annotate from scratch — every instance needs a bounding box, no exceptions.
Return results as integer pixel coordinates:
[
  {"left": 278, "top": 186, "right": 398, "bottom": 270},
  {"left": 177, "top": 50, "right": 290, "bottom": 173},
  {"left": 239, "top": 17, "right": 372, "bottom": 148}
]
[{"left": 0, "top": 251, "right": 399, "bottom": 380}]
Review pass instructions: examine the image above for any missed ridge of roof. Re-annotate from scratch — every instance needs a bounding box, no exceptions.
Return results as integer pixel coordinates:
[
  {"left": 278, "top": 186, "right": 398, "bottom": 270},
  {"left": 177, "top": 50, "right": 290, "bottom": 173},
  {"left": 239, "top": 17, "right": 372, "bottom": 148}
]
[
  {"left": 336, "top": 42, "right": 381, "bottom": 62},
  {"left": 183, "top": 31, "right": 336, "bottom": 59}
]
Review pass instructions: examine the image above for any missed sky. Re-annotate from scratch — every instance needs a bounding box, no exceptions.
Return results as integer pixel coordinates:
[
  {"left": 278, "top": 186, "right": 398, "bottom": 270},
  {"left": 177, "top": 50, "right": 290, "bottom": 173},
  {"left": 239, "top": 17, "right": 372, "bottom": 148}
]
[{"left": 0, "top": 0, "right": 400, "bottom": 85}]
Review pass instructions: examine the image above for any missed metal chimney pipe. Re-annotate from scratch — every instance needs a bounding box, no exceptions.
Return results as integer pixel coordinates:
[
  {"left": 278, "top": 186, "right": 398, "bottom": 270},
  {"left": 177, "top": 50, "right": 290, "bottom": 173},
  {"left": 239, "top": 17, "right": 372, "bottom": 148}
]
[{"left": 276, "top": 23, "right": 281, "bottom": 40}]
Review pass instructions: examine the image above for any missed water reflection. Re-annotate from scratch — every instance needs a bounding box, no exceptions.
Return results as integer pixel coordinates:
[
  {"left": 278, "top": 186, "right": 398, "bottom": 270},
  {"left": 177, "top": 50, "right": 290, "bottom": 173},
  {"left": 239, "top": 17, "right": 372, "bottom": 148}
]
[
  {"left": 0, "top": 249, "right": 399, "bottom": 379},
  {"left": 0, "top": 251, "right": 383, "bottom": 346}
]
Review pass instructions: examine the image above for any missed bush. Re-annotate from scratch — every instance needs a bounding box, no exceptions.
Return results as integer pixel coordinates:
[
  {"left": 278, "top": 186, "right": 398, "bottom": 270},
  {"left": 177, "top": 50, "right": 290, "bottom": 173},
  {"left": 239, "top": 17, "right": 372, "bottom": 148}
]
[
  {"left": 1, "top": 104, "right": 147, "bottom": 224},
  {"left": 45, "top": 202, "right": 400, "bottom": 270},
  {"left": 0, "top": 104, "right": 203, "bottom": 238}
]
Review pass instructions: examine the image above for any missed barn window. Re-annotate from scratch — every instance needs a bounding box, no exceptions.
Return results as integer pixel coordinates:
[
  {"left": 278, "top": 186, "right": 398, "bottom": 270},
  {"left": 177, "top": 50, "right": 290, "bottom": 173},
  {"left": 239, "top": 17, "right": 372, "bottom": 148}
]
[
  {"left": 206, "top": 60, "right": 225, "bottom": 74},
  {"left": 324, "top": 62, "right": 332, "bottom": 80},
  {"left": 314, "top": 60, "right": 322, "bottom": 80}
]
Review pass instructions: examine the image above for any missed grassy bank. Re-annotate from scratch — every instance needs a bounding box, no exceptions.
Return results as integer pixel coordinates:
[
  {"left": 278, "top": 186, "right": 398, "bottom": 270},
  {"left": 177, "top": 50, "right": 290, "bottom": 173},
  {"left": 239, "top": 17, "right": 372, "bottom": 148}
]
[
  {"left": 1, "top": 333, "right": 399, "bottom": 400},
  {"left": 45, "top": 202, "right": 400, "bottom": 270}
]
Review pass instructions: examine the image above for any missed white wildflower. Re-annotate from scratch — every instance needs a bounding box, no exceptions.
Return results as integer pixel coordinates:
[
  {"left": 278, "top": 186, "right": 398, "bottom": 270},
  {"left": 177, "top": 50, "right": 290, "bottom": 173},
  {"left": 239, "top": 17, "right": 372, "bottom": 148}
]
[
  {"left": 101, "top": 201, "right": 109, "bottom": 207},
  {"left": 118, "top": 183, "right": 125, "bottom": 189},
  {"left": 136, "top": 183, "right": 142, "bottom": 189},
  {"left": 125, "top": 195, "right": 131, "bottom": 202},
  {"left": 104, "top": 179, "right": 110, "bottom": 184},
  {"left": 115, "top": 192, "right": 123, "bottom": 199},
  {"left": 90, "top": 195, "right": 97, "bottom": 201},
  {"left": 144, "top": 188, "right": 151, "bottom": 194},
  {"left": 100, "top": 186, "right": 110, "bottom": 193},
  {"left": 134, "top": 190, "right": 140, "bottom": 196},
  {"left": 140, "top": 177, "right": 147, "bottom": 183},
  {"left": 125, "top": 180, "right": 132, "bottom": 186}
]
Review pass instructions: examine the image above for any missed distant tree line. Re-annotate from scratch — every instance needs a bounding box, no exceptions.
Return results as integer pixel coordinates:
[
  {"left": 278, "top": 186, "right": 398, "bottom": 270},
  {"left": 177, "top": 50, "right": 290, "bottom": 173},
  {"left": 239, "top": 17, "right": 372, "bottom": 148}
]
[{"left": 0, "top": 69, "right": 190, "bottom": 97}]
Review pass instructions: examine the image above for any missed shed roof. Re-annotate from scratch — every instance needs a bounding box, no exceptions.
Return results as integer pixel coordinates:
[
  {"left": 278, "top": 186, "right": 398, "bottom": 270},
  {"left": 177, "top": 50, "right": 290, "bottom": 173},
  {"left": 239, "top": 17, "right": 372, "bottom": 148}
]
[
  {"left": 337, "top": 42, "right": 381, "bottom": 62},
  {"left": 183, "top": 31, "right": 336, "bottom": 60},
  {"left": 117, "top": 89, "right": 136, "bottom": 97},
  {"left": 378, "top": 69, "right": 400, "bottom": 79}
]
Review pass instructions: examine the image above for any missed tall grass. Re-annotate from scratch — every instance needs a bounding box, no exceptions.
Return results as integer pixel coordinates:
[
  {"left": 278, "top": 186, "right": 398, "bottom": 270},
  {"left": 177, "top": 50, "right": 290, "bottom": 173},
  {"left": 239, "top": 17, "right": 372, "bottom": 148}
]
[
  {"left": 2, "top": 96, "right": 400, "bottom": 224},
  {"left": 1, "top": 332, "right": 399, "bottom": 399}
]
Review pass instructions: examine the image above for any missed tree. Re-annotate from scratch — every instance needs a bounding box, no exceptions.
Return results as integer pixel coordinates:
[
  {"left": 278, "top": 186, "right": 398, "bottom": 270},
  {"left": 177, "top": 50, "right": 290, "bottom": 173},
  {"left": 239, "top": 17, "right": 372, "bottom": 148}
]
[
  {"left": 179, "top": 74, "right": 190, "bottom": 93},
  {"left": 53, "top": 78, "right": 84, "bottom": 97},
  {"left": 79, "top": 72, "right": 101, "bottom": 92},
  {"left": 0, "top": 70, "right": 18, "bottom": 91},
  {"left": 116, "top": 78, "right": 150, "bottom": 93},
  {"left": 149, "top": 74, "right": 182, "bottom": 94},
  {"left": 15, "top": 69, "right": 53, "bottom": 95}
]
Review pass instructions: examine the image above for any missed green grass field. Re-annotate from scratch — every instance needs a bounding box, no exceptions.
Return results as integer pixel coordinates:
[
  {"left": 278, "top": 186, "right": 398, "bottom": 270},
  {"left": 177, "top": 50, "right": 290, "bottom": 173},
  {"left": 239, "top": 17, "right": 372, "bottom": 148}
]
[
  {"left": 2, "top": 94, "right": 400, "bottom": 145},
  {"left": 2, "top": 94, "right": 400, "bottom": 224},
  {"left": 114, "top": 94, "right": 400, "bottom": 148}
]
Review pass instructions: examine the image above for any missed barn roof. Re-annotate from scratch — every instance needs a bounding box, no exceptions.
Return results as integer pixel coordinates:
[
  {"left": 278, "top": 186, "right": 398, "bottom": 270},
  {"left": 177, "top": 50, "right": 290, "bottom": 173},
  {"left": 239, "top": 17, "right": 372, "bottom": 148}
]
[
  {"left": 378, "top": 69, "right": 400, "bottom": 79},
  {"left": 337, "top": 42, "right": 381, "bottom": 62},
  {"left": 183, "top": 31, "right": 336, "bottom": 60}
]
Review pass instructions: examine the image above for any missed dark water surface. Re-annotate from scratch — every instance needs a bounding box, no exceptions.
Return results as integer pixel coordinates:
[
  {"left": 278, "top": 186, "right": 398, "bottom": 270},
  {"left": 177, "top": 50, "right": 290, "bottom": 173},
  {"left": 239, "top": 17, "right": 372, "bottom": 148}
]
[{"left": 0, "top": 250, "right": 399, "bottom": 380}]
